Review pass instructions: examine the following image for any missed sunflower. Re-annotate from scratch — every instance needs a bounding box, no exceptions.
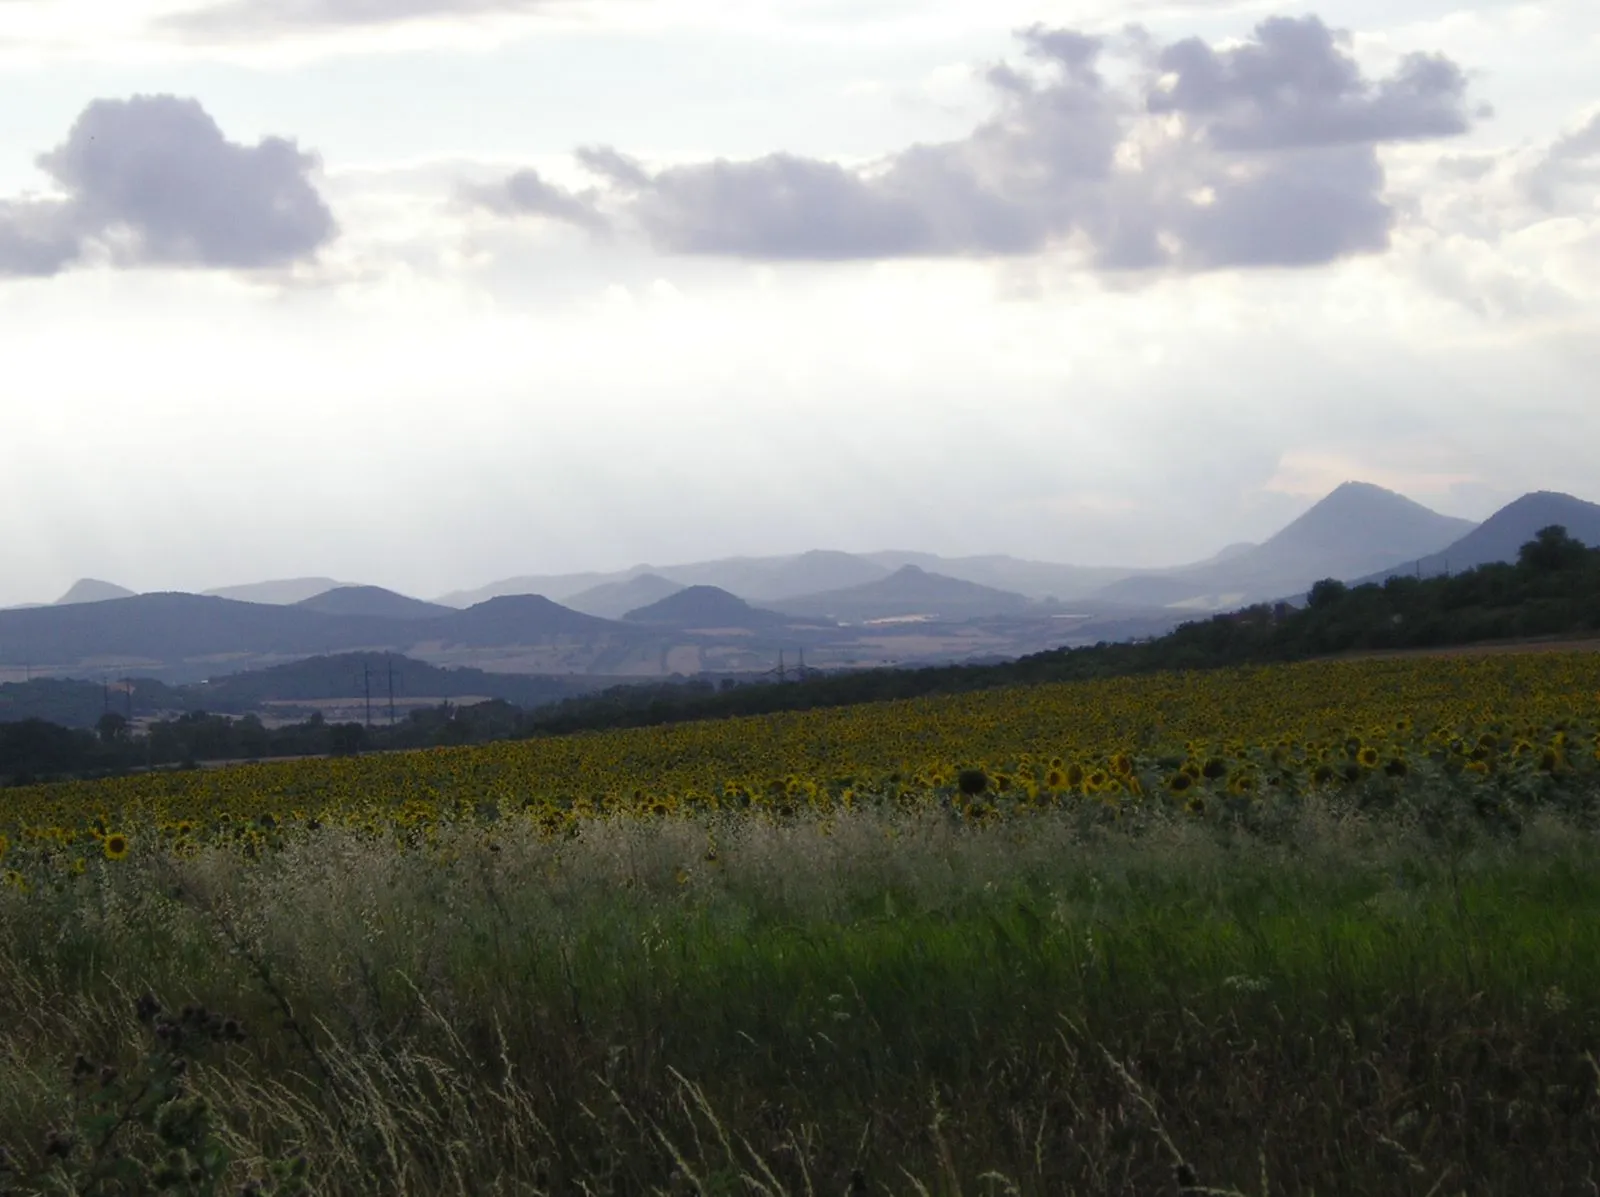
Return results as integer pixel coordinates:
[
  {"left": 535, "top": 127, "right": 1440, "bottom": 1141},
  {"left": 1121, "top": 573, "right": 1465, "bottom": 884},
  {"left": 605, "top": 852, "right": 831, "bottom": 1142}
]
[
  {"left": 1168, "top": 772, "right": 1195, "bottom": 794},
  {"left": 1357, "top": 746, "right": 1380, "bottom": 769},
  {"left": 103, "top": 833, "right": 130, "bottom": 861}
]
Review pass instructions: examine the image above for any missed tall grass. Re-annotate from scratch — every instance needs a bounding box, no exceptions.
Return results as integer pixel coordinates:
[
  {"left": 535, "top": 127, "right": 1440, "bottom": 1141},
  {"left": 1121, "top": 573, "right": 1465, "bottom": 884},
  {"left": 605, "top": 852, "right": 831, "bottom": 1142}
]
[{"left": 4, "top": 792, "right": 1600, "bottom": 1194}]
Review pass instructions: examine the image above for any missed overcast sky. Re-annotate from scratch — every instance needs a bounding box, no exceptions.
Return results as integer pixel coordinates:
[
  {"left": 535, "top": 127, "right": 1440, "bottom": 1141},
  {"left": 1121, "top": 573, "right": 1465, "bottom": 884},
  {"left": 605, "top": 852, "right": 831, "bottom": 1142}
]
[{"left": 2, "top": 0, "right": 1596, "bottom": 605}]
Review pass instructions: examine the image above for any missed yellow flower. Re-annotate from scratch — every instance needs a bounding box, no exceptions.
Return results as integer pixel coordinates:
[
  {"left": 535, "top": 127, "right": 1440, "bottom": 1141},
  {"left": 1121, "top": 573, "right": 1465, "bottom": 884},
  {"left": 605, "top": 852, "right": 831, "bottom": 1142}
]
[{"left": 103, "top": 833, "right": 130, "bottom": 861}]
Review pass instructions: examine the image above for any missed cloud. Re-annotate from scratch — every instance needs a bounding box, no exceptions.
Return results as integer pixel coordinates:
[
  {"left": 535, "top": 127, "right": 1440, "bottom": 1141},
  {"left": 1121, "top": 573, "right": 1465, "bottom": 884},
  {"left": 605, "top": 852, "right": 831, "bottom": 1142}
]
[
  {"left": 1522, "top": 109, "right": 1600, "bottom": 211},
  {"left": 459, "top": 168, "right": 609, "bottom": 234},
  {"left": 0, "top": 94, "right": 336, "bottom": 278},
  {"left": 1146, "top": 17, "right": 1474, "bottom": 151},
  {"left": 160, "top": 0, "right": 548, "bottom": 38},
  {"left": 474, "top": 14, "right": 1481, "bottom": 273}
]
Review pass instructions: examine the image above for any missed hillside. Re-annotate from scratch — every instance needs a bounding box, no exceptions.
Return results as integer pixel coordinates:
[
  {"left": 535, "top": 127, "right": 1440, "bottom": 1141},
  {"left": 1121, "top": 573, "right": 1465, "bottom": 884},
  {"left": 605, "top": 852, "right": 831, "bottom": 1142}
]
[
  {"left": 623, "top": 585, "right": 793, "bottom": 628},
  {"left": 565, "top": 573, "right": 684, "bottom": 619},
  {"left": 1360, "top": 491, "right": 1600, "bottom": 584},
  {"left": 295, "top": 586, "right": 453, "bottom": 620},
  {"left": 775, "top": 565, "right": 1035, "bottom": 622},
  {"left": 1092, "top": 482, "right": 1474, "bottom": 607}
]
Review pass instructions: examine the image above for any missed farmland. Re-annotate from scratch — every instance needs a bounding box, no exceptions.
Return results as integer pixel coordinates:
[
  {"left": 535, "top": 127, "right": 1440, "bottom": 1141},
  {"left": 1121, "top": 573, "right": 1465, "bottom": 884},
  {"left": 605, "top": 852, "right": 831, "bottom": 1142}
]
[{"left": 3, "top": 652, "right": 1600, "bottom": 1193}]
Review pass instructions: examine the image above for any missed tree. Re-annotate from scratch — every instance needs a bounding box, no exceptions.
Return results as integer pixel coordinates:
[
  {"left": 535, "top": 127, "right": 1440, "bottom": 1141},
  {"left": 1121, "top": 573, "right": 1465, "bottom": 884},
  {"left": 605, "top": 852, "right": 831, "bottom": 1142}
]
[
  {"left": 97, "top": 711, "right": 129, "bottom": 745},
  {"left": 1307, "top": 578, "right": 1348, "bottom": 611},
  {"left": 1519, "top": 525, "right": 1589, "bottom": 573}
]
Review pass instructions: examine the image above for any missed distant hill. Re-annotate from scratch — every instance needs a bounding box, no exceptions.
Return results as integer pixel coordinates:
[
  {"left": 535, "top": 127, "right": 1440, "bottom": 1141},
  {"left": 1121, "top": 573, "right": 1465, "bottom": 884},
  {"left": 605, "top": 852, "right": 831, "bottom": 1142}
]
[
  {"left": 441, "top": 549, "right": 1138, "bottom": 609},
  {"left": 623, "top": 585, "right": 794, "bottom": 628},
  {"left": 186, "top": 653, "right": 604, "bottom": 713},
  {"left": 1091, "top": 482, "right": 1475, "bottom": 608},
  {"left": 0, "top": 676, "right": 184, "bottom": 728},
  {"left": 860, "top": 553, "right": 1129, "bottom": 601},
  {"left": 56, "top": 579, "right": 136, "bottom": 605},
  {"left": 0, "top": 592, "right": 405, "bottom": 674},
  {"left": 775, "top": 565, "right": 1035, "bottom": 622},
  {"left": 295, "top": 586, "right": 453, "bottom": 620},
  {"left": 565, "top": 573, "right": 685, "bottom": 619},
  {"left": 205, "top": 577, "right": 354, "bottom": 605},
  {"left": 1358, "top": 491, "right": 1600, "bottom": 584},
  {"left": 720, "top": 551, "right": 892, "bottom": 601},
  {"left": 435, "top": 570, "right": 642, "bottom": 608},
  {"left": 0, "top": 654, "right": 606, "bottom": 728},
  {"left": 0, "top": 591, "right": 623, "bottom": 676},
  {"left": 424, "top": 595, "right": 621, "bottom": 647}
]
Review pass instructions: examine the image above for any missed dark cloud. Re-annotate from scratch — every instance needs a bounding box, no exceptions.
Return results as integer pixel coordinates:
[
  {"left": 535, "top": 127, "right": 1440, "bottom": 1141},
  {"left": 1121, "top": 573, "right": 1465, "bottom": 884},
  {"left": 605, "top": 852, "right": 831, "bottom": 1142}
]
[
  {"left": 160, "top": 0, "right": 546, "bottom": 38},
  {"left": 476, "top": 14, "right": 1478, "bottom": 274},
  {"left": 0, "top": 94, "right": 336, "bottom": 278}
]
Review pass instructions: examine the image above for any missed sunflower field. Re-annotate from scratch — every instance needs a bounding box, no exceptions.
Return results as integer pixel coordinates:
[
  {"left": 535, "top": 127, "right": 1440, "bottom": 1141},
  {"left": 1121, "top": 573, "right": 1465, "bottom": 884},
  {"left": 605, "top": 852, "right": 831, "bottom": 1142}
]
[
  {"left": 3, "top": 651, "right": 1598, "bottom": 881},
  {"left": 6, "top": 651, "right": 1600, "bottom": 1194}
]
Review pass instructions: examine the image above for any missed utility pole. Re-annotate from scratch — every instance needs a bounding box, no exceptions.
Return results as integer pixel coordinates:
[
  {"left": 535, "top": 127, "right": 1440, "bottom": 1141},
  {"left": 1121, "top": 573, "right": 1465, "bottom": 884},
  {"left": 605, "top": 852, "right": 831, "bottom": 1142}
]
[
  {"left": 363, "top": 662, "right": 372, "bottom": 729},
  {"left": 386, "top": 655, "right": 396, "bottom": 727},
  {"left": 777, "top": 650, "right": 786, "bottom": 684}
]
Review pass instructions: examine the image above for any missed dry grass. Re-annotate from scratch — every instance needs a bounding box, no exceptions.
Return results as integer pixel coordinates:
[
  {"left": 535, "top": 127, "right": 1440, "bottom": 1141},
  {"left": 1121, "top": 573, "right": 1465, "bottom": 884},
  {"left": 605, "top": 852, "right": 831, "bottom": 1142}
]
[{"left": 3, "top": 793, "right": 1600, "bottom": 1194}]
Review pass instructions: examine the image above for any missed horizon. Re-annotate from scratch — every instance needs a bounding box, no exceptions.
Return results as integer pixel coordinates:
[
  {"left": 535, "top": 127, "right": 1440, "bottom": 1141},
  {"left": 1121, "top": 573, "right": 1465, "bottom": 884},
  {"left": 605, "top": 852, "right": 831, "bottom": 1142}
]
[
  {"left": 4, "top": 0, "right": 1598, "bottom": 607},
  {"left": 15, "top": 478, "right": 1599, "bottom": 607}
]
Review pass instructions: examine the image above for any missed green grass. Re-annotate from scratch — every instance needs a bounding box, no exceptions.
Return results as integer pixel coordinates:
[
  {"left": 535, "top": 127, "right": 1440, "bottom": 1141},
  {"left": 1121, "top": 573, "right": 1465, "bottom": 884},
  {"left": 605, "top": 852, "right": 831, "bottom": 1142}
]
[{"left": 4, "top": 796, "right": 1600, "bottom": 1194}]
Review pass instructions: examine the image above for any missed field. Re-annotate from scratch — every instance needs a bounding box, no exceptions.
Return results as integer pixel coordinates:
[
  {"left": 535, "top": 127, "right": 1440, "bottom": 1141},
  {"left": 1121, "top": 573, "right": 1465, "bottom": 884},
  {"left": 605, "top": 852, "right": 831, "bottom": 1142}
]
[{"left": 3, "top": 653, "right": 1600, "bottom": 1194}]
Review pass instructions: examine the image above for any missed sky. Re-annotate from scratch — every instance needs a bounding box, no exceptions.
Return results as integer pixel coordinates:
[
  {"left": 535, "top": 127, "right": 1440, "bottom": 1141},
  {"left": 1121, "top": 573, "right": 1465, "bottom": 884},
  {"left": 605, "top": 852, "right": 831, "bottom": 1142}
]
[{"left": 1, "top": 0, "right": 1597, "bottom": 605}]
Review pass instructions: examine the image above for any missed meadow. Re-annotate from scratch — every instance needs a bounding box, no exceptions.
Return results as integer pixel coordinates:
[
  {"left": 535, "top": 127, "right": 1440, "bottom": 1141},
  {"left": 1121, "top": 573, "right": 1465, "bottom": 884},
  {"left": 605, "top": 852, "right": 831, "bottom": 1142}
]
[{"left": 2, "top": 652, "right": 1600, "bottom": 1194}]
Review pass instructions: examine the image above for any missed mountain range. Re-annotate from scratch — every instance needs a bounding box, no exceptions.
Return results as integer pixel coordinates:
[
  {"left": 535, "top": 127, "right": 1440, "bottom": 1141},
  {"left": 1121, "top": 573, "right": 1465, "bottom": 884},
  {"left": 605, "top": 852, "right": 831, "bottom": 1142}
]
[{"left": 8, "top": 483, "right": 1599, "bottom": 682}]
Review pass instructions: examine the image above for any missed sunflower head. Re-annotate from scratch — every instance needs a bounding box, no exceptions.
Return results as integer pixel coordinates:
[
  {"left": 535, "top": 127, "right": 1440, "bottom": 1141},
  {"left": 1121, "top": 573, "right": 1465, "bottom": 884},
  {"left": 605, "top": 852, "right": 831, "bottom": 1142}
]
[{"left": 103, "top": 833, "right": 130, "bottom": 861}]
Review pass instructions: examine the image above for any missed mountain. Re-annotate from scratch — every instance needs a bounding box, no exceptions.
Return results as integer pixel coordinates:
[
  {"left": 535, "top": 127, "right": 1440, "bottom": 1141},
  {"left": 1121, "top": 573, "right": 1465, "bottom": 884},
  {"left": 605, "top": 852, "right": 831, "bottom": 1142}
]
[
  {"left": 436, "top": 570, "right": 645, "bottom": 607},
  {"left": 443, "top": 549, "right": 1136, "bottom": 609},
  {"left": 295, "top": 586, "right": 453, "bottom": 620},
  {"left": 860, "top": 553, "right": 1129, "bottom": 601},
  {"left": 1358, "top": 491, "right": 1600, "bottom": 584},
  {"left": 714, "top": 551, "right": 892, "bottom": 600},
  {"left": 623, "top": 585, "right": 794, "bottom": 628},
  {"left": 1090, "top": 482, "right": 1475, "bottom": 608},
  {"left": 424, "top": 595, "right": 621, "bottom": 647},
  {"left": 205, "top": 578, "right": 354, "bottom": 605},
  {"left": 774, "top": 565, "right": 1035, "bottom": 623},
  {"left": 55, "top": 579, "right": 136, "bottom": 605},
  {"left": 0, "top": 593, "right": 404, "bottom": 670},
  {"left": 564, "top": 573, "right": 685, "bottom": 619},
  {"left": 0, "top": 591, "right": 621, "bottom": 677}
]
